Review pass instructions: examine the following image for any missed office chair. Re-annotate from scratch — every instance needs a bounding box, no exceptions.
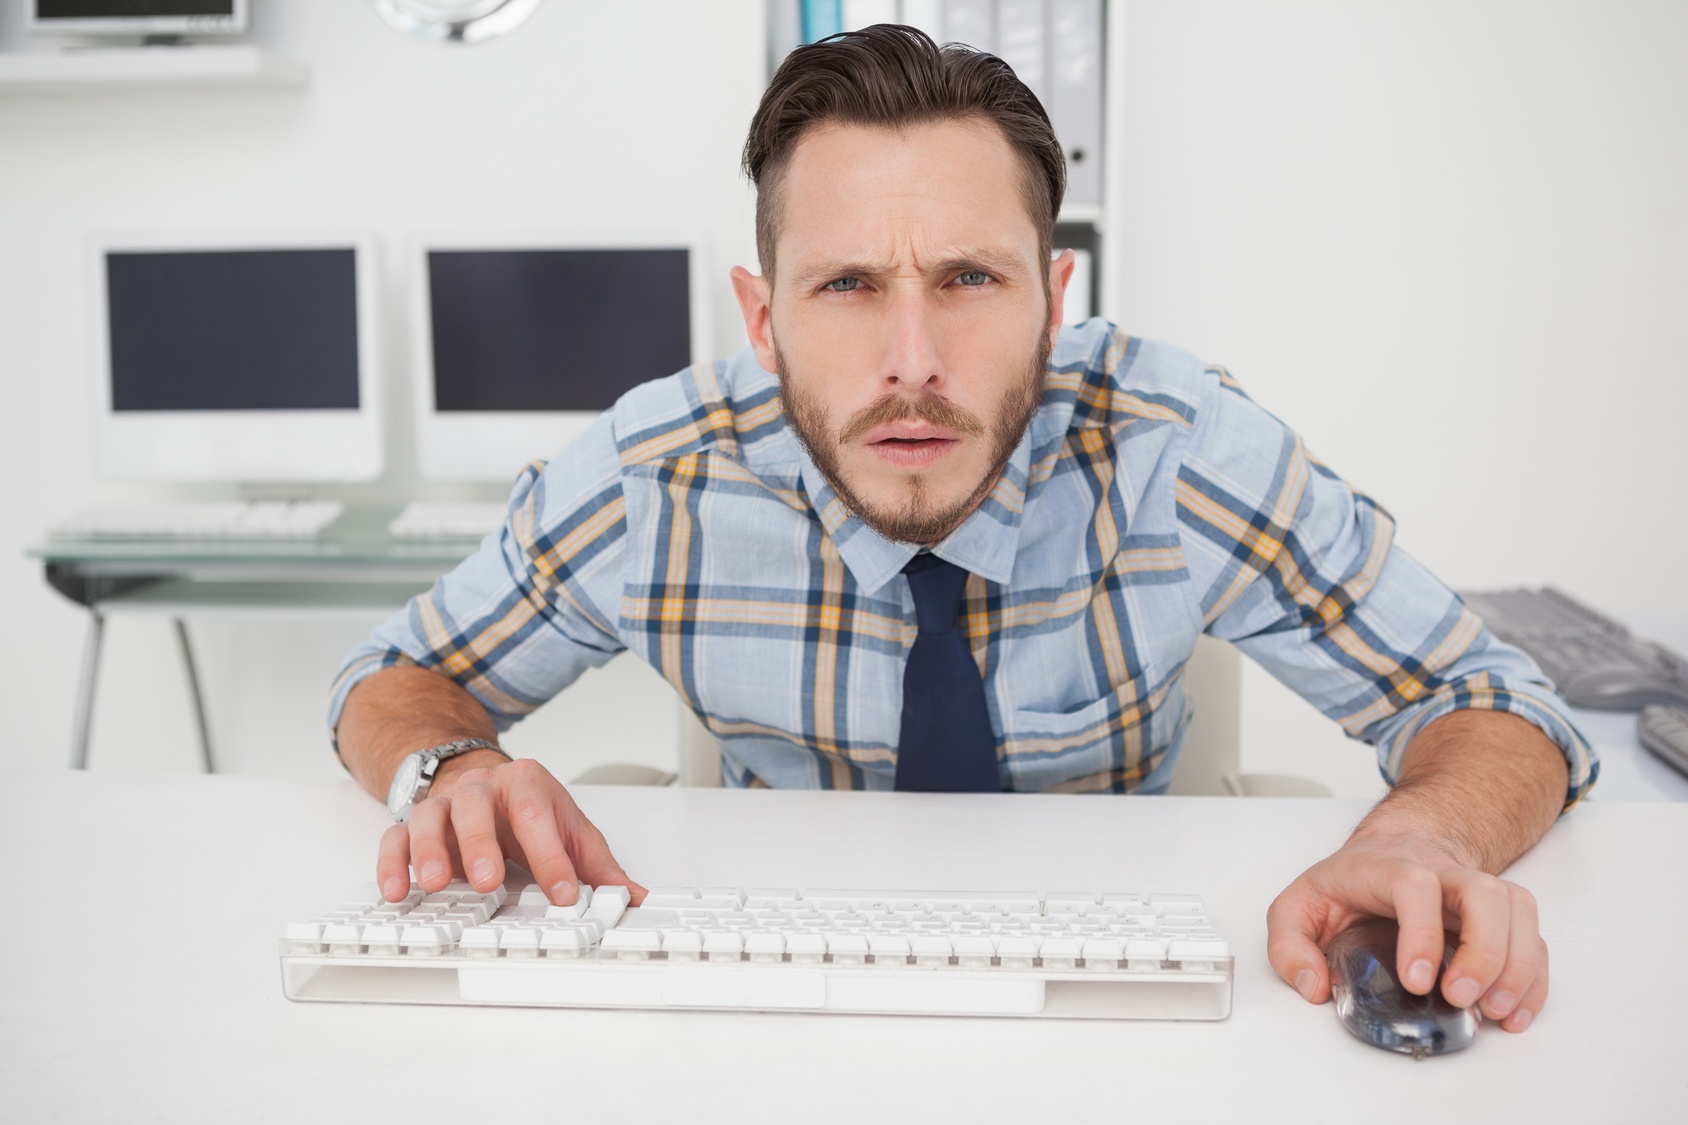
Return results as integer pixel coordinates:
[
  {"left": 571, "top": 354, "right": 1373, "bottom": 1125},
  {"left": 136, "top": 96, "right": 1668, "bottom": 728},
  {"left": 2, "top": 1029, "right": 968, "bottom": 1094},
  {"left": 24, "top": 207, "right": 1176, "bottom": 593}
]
[{"left": 572, "top": 636, "right": 1332, "bottom": 796}]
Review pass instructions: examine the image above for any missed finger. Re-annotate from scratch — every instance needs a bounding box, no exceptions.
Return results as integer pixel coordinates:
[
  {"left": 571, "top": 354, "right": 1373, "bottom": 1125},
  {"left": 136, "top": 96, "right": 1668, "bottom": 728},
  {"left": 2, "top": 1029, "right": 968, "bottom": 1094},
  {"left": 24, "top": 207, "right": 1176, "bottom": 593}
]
[
  {"left": 558, "top": 800, "right": 647, "bottom": 905},
  {"left": 1479, "top": 882, "right": 1542, "bottom": 1021},
  {"left": 1387, "top": 865, "right": 1447, "bottom": 996},
  {"left": 448, "top": 782, "right": 507, "bottom": 893},
  {"left": 1264, "top": 886, "right": 1334, "bottom": 1003},
  {"left": 376, "top": 823, "right": 413, "bottom": 901},
  {"left": 406, "top": 796, "right": 456, "bottom": 892},
  {"left": 1439, "top": 869, "right": 1513, "bottom": 1009},
  {"left": 498, "top": 775, "right": 580, "bottom": 905},
  {"left": 1499, "top": 938, "right": 1548, "bottom": 1032}
]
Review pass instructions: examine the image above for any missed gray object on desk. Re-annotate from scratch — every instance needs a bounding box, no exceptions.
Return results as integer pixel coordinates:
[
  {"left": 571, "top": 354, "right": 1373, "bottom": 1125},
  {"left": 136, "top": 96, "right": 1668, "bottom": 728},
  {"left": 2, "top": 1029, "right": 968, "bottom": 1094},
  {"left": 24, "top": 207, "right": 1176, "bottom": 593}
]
[
  {"left": 1639, "top": 705, "right": 1688, "bottom": 779},
  {"left": 30, "top": 505, "right": 473, "bottom": 772},
  {"left": 1460, "top": 586, "right": 1688, "bottom": 710}
]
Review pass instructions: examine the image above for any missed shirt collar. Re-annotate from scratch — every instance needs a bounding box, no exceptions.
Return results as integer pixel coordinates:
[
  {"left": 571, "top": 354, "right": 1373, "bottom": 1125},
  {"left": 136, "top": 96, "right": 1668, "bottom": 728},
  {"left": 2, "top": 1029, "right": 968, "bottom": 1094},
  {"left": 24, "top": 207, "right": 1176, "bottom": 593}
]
[{"left": 795, "top": 426, "right": 1033, "bottom": 596}]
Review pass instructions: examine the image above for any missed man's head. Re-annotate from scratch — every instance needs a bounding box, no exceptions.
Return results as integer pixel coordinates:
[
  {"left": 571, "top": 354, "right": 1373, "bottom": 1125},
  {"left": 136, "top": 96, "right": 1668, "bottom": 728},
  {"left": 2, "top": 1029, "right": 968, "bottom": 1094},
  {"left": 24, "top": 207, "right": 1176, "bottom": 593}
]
[{"left": 730, "top": 25, "right": 1074, "bottom": 546}]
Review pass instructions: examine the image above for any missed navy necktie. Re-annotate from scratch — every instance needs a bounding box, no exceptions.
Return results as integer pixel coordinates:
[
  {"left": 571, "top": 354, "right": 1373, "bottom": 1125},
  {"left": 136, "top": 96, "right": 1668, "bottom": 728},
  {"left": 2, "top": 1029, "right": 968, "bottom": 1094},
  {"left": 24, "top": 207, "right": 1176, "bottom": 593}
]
[{"left": 894, "top": 553, "right": 1001, "bottom": 792}]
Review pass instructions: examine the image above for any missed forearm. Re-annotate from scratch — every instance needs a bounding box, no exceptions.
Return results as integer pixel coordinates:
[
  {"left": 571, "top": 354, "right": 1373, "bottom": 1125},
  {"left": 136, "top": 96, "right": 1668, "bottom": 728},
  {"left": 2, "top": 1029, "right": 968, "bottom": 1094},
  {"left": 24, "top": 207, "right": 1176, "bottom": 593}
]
[
  {"left": 1350, "top": 709, "right": 1569, "bottom": 874},
  {"left": 336, "top": 666, "right": 509, "bottom": 803}
]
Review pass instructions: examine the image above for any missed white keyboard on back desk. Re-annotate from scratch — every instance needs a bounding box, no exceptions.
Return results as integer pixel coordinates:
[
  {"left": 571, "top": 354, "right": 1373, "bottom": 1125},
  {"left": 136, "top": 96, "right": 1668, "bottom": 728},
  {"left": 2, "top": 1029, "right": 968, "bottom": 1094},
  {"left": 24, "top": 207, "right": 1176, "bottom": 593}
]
[
  {"left": 52, "top": 499, "right": 345, "bottom": 540},
  {"left": 280, "top": 881, "right": 1233, "bottom": 1020},
  {"left": 386, "top": 502, "right": 507, "bottom": 541}
]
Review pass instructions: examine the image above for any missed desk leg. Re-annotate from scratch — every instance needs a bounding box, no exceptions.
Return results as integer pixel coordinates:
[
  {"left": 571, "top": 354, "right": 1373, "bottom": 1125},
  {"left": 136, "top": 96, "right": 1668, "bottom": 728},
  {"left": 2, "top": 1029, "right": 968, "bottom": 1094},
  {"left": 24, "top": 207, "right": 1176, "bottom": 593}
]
[
  {"left": 173, "top": 619, "right": 215, "bottom": 774},
  {"left": 70, "top": 609, "right": 105, "bottom": 770}
]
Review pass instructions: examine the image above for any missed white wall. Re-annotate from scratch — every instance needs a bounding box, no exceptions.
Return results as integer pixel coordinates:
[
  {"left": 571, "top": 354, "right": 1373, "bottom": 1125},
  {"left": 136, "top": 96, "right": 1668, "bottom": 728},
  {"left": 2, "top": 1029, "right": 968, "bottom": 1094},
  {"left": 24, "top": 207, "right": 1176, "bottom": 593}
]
[
  {"left": 1, "top": 1, "right": 1681, "bottom": 799},
  {"left": 1105, "top": 0, "right": 1688, "bottom": 796}
]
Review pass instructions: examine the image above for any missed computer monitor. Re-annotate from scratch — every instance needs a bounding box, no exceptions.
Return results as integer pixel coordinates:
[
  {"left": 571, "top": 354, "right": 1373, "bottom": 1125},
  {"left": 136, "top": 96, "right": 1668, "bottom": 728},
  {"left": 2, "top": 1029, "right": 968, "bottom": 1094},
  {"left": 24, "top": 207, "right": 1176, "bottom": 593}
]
[
  {"left": 31, "top": 1, "right": 248, "bottom": 39},
  {"left": 89, "top": 233, "right": 383, "bottom": 482},
  {"left": 410, "top": 235, "right": 709, "bottom": 482}
]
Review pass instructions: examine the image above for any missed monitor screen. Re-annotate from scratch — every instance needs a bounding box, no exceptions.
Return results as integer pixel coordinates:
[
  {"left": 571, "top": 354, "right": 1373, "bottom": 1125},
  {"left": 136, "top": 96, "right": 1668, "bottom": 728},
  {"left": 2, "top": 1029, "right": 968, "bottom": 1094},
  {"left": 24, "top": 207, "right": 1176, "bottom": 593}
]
[
  {"left": 37, "top": 2, "right": 236, "bottom": 17},
  {"left": 427, "top": 248, "right": 691, "bottom": 413},
  {"left": 105, "top": 248, "right": 360, "bottom": 412}
]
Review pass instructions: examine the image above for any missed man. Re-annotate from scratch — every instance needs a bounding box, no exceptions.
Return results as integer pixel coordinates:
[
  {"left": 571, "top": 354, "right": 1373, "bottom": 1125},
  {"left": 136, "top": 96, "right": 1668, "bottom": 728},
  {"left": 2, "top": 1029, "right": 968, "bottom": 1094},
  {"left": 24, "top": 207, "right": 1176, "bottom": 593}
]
[{"left": 331, "top": 26, "right": 1594, "bottom": 1033}]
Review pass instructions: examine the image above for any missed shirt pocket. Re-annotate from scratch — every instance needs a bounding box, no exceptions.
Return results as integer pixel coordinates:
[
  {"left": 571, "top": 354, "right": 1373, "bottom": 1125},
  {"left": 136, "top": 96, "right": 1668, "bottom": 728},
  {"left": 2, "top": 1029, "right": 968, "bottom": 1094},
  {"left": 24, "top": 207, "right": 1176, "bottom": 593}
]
[{"left": 999, "top": 673, "right": 1187, "bottom": 793}]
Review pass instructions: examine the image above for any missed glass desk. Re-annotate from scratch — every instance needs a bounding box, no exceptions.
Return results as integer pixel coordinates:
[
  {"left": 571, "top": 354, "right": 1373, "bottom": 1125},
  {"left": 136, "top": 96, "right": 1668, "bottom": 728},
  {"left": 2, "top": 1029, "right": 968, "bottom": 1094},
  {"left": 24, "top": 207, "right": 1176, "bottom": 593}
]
[{"left": 29, "top": 505, "right": 480, "bottom": 771}]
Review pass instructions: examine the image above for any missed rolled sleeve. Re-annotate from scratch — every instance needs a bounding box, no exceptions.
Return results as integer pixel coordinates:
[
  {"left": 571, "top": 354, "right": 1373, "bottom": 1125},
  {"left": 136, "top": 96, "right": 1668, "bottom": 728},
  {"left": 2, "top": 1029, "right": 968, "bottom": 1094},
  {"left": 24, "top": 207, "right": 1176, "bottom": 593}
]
[
  {"left": 1183, "top": 373, "right": 1597, "bottom": 809},
  {"left": 326, "top": 413, "right": 630, "bottom": 747}
]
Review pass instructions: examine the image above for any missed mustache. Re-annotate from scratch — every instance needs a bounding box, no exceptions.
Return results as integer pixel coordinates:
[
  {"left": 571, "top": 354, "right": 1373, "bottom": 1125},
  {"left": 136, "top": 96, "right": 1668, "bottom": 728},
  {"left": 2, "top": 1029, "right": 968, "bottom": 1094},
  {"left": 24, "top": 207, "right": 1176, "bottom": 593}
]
[{"left": 836, "top": 391, "right": 986, "bottom": 445}]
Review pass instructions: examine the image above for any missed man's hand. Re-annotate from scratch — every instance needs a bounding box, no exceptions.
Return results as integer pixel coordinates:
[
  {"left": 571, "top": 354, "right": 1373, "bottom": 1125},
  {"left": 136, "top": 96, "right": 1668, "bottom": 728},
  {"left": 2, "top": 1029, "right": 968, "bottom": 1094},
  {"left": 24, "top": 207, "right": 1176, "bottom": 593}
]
[
  {"left": 1265, "top": 709, "right": 1570, "bottom": 1034},
  {"left": 376, "top": 754, "right": 646, "bottom": 908},
  {"left": 1266, "top": 831, "right": 1547, "bottom": 1032}
]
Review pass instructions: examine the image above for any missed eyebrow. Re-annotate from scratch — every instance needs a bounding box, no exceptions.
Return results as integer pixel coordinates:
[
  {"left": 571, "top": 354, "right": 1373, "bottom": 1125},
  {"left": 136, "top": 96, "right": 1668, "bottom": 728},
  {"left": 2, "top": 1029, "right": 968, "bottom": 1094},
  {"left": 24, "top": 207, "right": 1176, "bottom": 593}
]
[{"left": 789, "top": 248, "right": 1031, "bottom": 289}]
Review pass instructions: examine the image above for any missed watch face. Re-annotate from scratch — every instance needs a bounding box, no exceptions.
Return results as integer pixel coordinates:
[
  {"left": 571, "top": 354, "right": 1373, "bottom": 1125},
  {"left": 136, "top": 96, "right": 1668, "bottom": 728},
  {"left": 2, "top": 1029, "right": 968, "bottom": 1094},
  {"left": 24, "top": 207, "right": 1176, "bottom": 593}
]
[{"left": 388, "top": 754, "right": 423, "bottom": 818}]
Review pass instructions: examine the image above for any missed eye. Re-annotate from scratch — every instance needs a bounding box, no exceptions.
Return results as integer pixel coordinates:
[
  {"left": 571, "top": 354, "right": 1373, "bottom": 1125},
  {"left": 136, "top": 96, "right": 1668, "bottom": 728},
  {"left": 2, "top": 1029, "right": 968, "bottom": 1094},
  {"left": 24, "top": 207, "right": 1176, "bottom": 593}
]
[
  {"left": 955, "top": 270, "right": 992, "bottom": 287},
  {"left": 825, "top": 277, "right": 861, "bottom": 292}
]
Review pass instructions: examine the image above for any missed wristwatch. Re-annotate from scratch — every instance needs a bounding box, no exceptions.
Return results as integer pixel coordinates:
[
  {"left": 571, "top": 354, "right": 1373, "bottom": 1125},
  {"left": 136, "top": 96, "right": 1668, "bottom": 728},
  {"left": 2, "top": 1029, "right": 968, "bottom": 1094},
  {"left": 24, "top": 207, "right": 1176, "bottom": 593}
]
[{"left": 385, "top": 738, "right": 504, "bottom": 822}]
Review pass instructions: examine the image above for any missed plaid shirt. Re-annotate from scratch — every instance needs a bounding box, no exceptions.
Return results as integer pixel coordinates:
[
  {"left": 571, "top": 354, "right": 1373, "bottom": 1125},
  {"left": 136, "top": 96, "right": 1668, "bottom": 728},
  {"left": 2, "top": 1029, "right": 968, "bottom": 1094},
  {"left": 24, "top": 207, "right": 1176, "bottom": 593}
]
[{"left": 330, "top": 320, "right": 1596, "bottom": 802}]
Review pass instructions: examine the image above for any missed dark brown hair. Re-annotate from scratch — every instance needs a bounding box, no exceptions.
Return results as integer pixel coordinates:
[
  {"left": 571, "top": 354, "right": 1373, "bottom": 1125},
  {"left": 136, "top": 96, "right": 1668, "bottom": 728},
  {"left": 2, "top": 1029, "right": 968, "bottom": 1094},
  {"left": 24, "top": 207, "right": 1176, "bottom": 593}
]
[{"left": 743, "top": 23, "right": 1067, "bottom": 278}]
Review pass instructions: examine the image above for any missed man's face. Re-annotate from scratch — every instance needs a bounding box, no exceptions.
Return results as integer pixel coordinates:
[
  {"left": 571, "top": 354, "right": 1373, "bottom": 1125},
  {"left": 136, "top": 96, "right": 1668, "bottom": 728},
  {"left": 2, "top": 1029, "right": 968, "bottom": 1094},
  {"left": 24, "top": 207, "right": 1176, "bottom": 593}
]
[{"left": 733, "top": 119, "right": 1070, "bottom": 545}]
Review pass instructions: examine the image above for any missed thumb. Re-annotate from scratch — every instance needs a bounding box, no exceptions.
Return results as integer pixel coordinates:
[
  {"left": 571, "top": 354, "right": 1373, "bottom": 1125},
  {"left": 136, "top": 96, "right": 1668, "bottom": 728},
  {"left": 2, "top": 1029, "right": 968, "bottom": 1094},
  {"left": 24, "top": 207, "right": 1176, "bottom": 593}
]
[{"left": 1267, "top": 895, "right": 1332, "bottom": 1004}]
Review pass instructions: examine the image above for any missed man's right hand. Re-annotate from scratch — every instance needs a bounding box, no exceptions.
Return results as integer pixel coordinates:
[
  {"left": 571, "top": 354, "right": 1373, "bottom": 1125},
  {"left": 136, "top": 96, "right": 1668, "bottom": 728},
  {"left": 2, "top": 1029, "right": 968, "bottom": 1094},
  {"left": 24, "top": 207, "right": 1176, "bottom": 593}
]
[{"left": 376, "top": 754, "right": 646, "bottom": 907}]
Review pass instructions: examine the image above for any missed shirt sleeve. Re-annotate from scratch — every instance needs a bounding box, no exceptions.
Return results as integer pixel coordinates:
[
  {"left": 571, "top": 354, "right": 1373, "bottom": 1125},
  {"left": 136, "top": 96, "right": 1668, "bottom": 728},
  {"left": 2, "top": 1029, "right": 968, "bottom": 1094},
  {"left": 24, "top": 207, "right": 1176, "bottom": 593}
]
[
  {"left": 1175, "top": 369, "right": 1598, "bottom": 809},
  {"left": 325, "top": 412, "right": 630, "bottom": 746}
]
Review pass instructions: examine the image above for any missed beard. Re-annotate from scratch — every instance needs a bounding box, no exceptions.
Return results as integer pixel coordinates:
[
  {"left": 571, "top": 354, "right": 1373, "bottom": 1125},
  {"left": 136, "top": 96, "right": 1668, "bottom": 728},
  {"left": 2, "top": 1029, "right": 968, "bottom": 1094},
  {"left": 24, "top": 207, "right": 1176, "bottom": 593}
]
[{"left": 777, "top": 330, "right": 1050, "bottom": 546}]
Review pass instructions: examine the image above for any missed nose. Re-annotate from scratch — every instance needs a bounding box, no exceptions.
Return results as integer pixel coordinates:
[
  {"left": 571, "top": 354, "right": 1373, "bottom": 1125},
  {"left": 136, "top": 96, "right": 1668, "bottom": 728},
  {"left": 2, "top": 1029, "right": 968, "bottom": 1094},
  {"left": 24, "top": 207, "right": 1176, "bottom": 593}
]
[{"left": 881, "top": 285, "right": 943, "bottom": 394}]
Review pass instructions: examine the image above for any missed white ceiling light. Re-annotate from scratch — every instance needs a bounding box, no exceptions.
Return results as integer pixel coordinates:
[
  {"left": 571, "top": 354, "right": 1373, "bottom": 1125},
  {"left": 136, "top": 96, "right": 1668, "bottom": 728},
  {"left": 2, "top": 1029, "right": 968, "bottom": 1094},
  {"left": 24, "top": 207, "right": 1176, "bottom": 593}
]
[{"left": 370, "top": 0, "right": 545, "bottom": 45}]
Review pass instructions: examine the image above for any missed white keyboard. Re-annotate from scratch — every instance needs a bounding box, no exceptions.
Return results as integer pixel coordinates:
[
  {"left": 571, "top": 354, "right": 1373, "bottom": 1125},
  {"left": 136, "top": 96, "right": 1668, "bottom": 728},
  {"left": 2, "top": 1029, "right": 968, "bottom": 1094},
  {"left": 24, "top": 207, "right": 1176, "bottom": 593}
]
[
  {"left": 280, "top": 882, "right": 1233, "bottom": 1020},
  {"left": 386, "top": 502, "right": 507, "bottom": 541},
  {"left": 52, "top": 499, "right": 345, "bottom": 540}
]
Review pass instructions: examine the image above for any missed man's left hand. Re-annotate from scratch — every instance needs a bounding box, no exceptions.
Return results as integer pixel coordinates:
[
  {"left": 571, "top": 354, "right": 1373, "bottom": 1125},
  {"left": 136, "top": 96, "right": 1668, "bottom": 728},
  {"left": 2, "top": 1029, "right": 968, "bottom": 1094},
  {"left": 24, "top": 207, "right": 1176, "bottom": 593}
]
[{"left": 1265, "top": 831, "right": 1548, "bottom": 1033}]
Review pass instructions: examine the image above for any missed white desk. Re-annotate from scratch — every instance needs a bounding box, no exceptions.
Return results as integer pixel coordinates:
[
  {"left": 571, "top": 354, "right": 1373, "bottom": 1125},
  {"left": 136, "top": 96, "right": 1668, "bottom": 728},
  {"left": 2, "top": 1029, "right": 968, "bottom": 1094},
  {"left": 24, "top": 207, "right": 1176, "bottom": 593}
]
[{"left": 1, "top": 773, "right": 1682, "bottom": 1122}]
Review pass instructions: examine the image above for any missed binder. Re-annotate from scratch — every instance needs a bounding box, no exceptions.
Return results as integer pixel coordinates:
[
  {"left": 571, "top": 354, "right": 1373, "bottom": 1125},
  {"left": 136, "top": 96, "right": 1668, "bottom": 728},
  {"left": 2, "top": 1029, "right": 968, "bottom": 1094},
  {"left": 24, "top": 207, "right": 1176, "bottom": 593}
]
[
  {"left": 940, "top": 0, "right": 993, "bottom": 52},
  {"left": 768, "top": 0, "right": 802, "bottom": 74},
  {"left": 841, "top": 0, "right": 899, "bottom": 30},
  {"left": 899, "top": 0, "right": 944, "bottom": 42},
  {"left": 995, "top": 0, "right": 1046, "bottom": 106},
  {"left": 1047, "top": 0, "right": 1103, "bottom": 206},
  {"left": 801, "top": 0, "right": 843, "bottom": 42}
]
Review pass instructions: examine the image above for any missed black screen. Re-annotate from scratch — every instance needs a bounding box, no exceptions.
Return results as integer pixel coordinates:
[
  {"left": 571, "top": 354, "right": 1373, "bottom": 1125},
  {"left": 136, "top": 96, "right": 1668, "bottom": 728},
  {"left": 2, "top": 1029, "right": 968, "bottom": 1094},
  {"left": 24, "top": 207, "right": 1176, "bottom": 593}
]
[
  {"left": 106, "top": 248, "right": 360, "bottom": 412},
  {"left": 38, "top": 2, "right": 234, "bottom": 16},
  {"left": 428, "top": 248, "right": 691, "bottom": 413}
]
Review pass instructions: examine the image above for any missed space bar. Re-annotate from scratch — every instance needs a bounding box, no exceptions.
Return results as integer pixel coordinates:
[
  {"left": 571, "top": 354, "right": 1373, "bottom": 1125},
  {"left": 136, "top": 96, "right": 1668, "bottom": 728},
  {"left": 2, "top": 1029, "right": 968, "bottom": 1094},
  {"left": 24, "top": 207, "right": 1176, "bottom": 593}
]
[{"left": 457, "top": 964, "right": 1045, "bottom": 1013}]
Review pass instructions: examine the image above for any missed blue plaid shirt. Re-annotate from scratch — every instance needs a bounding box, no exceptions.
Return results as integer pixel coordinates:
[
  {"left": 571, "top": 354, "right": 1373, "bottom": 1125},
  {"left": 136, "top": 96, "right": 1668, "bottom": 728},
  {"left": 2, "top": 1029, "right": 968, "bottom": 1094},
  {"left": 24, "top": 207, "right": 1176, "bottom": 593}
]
[{"left": 330, "top": 320, "right": 1596, "bottom": 802}]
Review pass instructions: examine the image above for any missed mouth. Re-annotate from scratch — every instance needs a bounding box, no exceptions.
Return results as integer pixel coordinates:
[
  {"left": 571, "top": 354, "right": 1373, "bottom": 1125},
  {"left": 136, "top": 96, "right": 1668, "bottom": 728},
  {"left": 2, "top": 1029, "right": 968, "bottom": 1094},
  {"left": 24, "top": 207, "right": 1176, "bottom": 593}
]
[{"left": 863, "top": 425, "right": 963, "bottom": 470}]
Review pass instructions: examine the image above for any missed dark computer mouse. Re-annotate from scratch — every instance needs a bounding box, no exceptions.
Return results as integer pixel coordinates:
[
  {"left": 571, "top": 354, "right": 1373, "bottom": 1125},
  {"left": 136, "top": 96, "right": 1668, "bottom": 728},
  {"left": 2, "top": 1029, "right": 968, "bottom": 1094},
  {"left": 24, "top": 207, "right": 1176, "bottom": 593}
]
[{"left": 1326, "top": 918, "right": 1480, "bottom": 1058}]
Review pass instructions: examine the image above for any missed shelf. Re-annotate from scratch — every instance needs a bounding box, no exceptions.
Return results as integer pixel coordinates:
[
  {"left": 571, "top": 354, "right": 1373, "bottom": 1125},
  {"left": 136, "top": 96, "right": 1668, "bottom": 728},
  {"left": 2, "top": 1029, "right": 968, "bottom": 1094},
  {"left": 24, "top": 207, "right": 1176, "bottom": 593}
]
[{"left": 0, "top": 45, "right": 307, "bottom": 93}]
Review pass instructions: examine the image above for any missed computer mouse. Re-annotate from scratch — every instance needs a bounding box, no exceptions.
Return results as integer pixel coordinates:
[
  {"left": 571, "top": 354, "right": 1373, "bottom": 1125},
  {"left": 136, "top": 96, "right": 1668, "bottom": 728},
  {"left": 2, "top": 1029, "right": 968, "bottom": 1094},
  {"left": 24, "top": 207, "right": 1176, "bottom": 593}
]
[
  {"left": 1558, "top": 665, "right": 1688, "bottom": 711},
  {"left": 1326, "top": 918, "right": 1480, "bottom": 1058}
]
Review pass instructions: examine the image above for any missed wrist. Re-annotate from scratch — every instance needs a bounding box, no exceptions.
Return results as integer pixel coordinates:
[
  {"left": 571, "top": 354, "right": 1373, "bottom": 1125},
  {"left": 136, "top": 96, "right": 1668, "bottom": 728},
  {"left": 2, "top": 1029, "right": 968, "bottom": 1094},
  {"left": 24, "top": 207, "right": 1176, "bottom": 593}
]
[
  {"left": 429, "top": 747, "right": 512, "bottom": 795},
  {"left": 1347, "top": 792, "right": 1482, "bottom": 871}
]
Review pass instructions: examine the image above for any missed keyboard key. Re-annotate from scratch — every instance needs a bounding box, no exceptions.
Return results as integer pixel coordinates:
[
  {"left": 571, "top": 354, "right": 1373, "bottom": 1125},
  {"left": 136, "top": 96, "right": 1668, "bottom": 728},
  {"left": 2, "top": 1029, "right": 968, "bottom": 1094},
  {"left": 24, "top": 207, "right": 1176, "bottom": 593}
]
[
  {"left": 461, "top": 927, "right": 501, "bottom": 957},
  {"left": 703, "top": 930, "right": 744, "bottom": 961},
  {"left": 363, "top": 924, "right": 402, "bottom": 955},
  {"left": 601, "top": 929, "right": 661, "bottom": 959},
  {"left": 1168, "top": 939, "right": 1230, "bottom": 961},
  {"left": 785, "top": 932, "right": 828, "bottom": 963},
  {"left": 540, "top": 927, "right": 594, "bottom": 957},
  {"left": 501, "top": 927, "right": 542, "bottom": 957},
  {"left": 911, "top": 934, "right": 953, "bottom": 964},
  {"left": 583, "top": 885, "right": 631, "bottom": 928},
  {"left": 743, "top": 931, "right": 786, "bottom": 963},
  {"left": 1081, "top": 936, "right": 1125, "bottom": 966},
  {"left": 826, "top": 932, "right": 869, "bottom": 963},
  {"left": 661, "top": 929, "right": 704, "bottom": 960}
]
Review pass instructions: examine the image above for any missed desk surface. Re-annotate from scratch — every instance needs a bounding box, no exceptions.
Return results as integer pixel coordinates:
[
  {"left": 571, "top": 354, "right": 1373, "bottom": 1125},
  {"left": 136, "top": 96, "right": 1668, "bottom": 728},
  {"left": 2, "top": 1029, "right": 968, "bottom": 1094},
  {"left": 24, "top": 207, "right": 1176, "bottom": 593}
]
[{"left": 2, "top": 773, "right": 1682, "bottom": 1122}]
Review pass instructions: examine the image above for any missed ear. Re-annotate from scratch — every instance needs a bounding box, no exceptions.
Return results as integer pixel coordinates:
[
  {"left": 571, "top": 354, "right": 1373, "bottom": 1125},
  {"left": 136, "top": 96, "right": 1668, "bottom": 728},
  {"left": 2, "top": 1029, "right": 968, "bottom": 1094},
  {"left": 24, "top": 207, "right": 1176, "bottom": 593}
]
[
  {"left": 730, "top": 265, "right": 779, "bottom": 374},
  {"left": 1046, "top": 249, "right": 1076, "bottom": 350}
]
